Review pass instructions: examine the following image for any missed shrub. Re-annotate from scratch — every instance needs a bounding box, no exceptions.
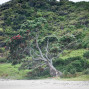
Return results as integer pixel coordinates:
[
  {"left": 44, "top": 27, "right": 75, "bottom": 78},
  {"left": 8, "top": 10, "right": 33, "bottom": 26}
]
[
  {"left": 64, "top": 56, "right": 82, "bottom": 65},
  {"left": 0, "top": 36, "right": 6, "bottom": 41},
  {"left": 8, "top": 34, "right": 23, "bottom": 51},
  {"left": 54, "top": 56, "right": 83, "bottom": 68},
  {"left": 26, "top": 67, "right": 50, "bottom": 79},
  {"left": 54, "top": 56, "right": 89, "bottom": 75},
  {"left": 0, "top": 28, "right": 3, "bottom": 32},
  {"left": 0, "top": 47, "right": 5, "bottom": 53},
  {"left": 12, "top": 60, "right": 19, "bottom": 65},
  {"left": 70, "top": 68, "right": 76, "bottom": 74},
  {"left": 53, "top": 58, "right": 65, "bottom": 66},
  {"left": 66, "top": 64, "right": 74, "bottom": 72},
  {"left": 71, "top": 60, "right": 83, "bottom": 72},
  {"left": 84, "top": 60, "right": 89, "bottom": 68},
  {"left": 60, "top": 33, "right": 75, "bottom": 44},
  {"left": 66, "top": 58, "right": 86, "bottom": 72},
  {"left": 83, "top": 68, "right": 89, "bottom": 75},
  {"left": 63, "top": 71, "right": 73, "bottom": 78},
  {"left": 83, "top": 51, "right": 89, "bottom": 59},
  {"left": 0, "top": 57, "right": 6, "bottom": 63},
  {"left": 63, "top": 70, "right": 68, "bottom": 76},
  {"left": 73, "top": 29, "right": 84, "bottom": 39}
]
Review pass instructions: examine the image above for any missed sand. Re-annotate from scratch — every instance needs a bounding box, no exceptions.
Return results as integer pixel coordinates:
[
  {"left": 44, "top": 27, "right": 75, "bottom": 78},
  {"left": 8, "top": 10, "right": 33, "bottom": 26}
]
[{"left": 0, "top": 79, "right": 89, "bottom": 89}]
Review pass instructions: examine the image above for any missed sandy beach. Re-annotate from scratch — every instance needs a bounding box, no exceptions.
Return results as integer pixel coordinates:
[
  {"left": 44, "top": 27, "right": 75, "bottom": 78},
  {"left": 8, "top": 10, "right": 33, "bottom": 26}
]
[{"left": 0, "top": 79, "right": 89, "bottom": 89}]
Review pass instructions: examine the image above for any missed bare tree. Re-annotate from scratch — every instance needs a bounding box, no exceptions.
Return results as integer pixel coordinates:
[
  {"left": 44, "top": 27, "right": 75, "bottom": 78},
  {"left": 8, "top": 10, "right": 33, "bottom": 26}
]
[
  {"left": 29, "top": 35, "right": 63, "bottom": 77},
  {"left": 28, "top": 33, "right": 78, "bottom": 77}
]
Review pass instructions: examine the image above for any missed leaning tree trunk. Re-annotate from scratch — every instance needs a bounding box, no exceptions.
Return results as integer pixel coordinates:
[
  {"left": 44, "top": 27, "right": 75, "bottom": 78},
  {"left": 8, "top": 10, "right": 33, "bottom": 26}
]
[{"left": 47, "top": 62, "right": 63, "bottom": 77}]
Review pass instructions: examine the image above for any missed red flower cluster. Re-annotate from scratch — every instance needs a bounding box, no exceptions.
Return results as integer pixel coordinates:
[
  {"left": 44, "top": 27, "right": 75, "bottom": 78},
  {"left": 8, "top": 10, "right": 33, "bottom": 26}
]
[
  {"left": 4, "top": 46, "right": 7, "bottom": 49},
  {"left": 27, "top": 30, "right": 30, "bottom": 33},
  {"left": 11, "top": 34, "right": 22, "bottom": 41}
]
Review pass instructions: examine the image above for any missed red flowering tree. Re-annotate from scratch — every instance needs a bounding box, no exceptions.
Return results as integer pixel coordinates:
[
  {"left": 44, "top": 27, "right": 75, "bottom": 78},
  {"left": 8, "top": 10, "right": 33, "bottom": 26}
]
[
  {"left": 8, "top": 34, "right": 26, "bottom": 64},
  {"left": 10, "top": 34, "right": 22, "bottom": 49}
]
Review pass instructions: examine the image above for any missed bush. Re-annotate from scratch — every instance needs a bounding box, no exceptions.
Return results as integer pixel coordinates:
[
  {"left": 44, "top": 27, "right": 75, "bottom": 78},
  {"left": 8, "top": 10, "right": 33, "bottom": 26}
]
[
  {"left": 63, "top": 71, "right": 74, "bottom": 78},
  {"left": 60, "top": 33, "right": 75, "bottom": 44},
  {"left": 83, "top": 68, "right": 89, "bottom": 75},
  {"left": 64, "top": 56, "right": 82, "bottom": 65},
  {"left": 0, "top": 36, "right": 6, "bottom": 41},
  {"left": 54, "top": 56, "right": 89, "bottom": 75},
  {"left": 0, "top": 47, "right": 5, "bottom": 53},
  {"left": 53, "top": 58, "right": 65, "bottom": 66},
  {"left": 12, "top": 60, "right": 19, "bottom": 65},
  {"left": 70, "top": 68, "right": 76, "bottom": 74},
  {"left": 0, "top": 57, "right": 6, "bottom": 63},
  {"left": 66, "top": 58, "right": 87, "bottom": 72},
  {"left": 0, "top": 28, "right": 4, "bottom": 35},
  {"left": 84, "top": 59, "right": 89, "bottom": 69},
  {"left": 26, "top": 67, "right": 50, "bottom": 79},
  {"left": 73, "top": 29, "right": 84, "bottom": 39},
  {"left": 83, "top": 51, "right": 89, "bottom": 59},
  {"left": 66, "top": 64, "right": 75, "bottom": 72},
  {"left": 54, "top": 56, "right": 83, "bottom": 68}
]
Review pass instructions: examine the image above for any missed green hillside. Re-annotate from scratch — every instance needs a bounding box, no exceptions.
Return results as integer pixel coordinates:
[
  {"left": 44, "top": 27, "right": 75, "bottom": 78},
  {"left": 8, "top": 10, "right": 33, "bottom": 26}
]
[{"left": 0, "top": 0, "right": 89, "bottom": 80}]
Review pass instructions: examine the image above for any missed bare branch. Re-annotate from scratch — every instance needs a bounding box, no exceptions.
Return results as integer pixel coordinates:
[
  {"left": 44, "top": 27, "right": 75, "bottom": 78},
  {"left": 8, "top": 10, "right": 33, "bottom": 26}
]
[
  {"left": 31, "top": 48, "right": 41, "bottom": 57},
  {"left": 30, "top": 48, "right": 42, "bottom": 61},
  {"left": 45, "top": 39, "right": 50, "bottom": 60},
  {"left": 30, "top": 48, "right": 35, "bottom": 60},
  {"left": 36, "top": 35, "right": 47, "bottom": 61},
  {"left": 31, "top": 63, "right": 46, "bottom": 71}
]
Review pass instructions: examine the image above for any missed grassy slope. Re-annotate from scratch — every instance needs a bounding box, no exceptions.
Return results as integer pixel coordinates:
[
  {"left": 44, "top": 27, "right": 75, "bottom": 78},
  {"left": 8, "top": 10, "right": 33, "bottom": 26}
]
[
  {"left": 62, "top": 49, "right": 89, "bottom": 81},
  {"left": 0, "top": 49, "right": 89, "bottom": 80},
  {"left": 60, "top": 49, "right": 87, "bottom": 59},
  {"left": 54, "top": 49, "right": 89, "bottom": 81},
  {"left": 0, "top": 63, "right": 89, "bottom": 80},
  {"left": 0, "top": 63, "right": 30, "bottom": 79}
]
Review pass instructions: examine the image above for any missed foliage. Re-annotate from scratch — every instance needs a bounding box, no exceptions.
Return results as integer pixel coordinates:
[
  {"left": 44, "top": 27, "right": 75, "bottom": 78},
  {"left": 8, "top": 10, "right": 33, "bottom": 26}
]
[
  {"left": 54, "top": 54, "right": 89, "bottom": 76},
  {"left": 7, "top": 17, "right": 49, "bottom": 65},
  {"left": 7, "top": 34, "right": 25, "bottom": 64},
  {"left": 83, "top": 68, "right": 89, "bottom": 75},
  {"left": 0, "top": 47, "right": 5, "bottom": 53},
  {"left": 0, "top": 36, "right": 6, "bottom": 41},
  {"left": 8, "top": 34, "right": 24, "bottom": 53},
  {"left": 83, "top": 51, "right": 89, "bottom": 59},
  {"left": 59, "top": 33, "right": 75, "bottom": 46},
  {"left": 60, "top": 49, "right": 87, "bottom": 59},
  {"left": 26, "top": 67, "right": 50, "bottom": 79},
  {"left": 20, "top": 17, "right": 48, "bottom": 37},
  {"left": 0, "top": 57, "right": 6, "bottom": 63},
  {"left": 9, "top": 34, "right": 22, "bottom": 48},
  {"left": 0, "top": 28, "right": 3, "bottom": 32}
]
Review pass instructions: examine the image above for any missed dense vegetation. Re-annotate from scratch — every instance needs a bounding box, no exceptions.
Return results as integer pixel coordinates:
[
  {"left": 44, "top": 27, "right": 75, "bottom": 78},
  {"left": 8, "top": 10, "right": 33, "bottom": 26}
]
[{"left": 0, "top": 0, "right": 89, "bottom": 79}]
